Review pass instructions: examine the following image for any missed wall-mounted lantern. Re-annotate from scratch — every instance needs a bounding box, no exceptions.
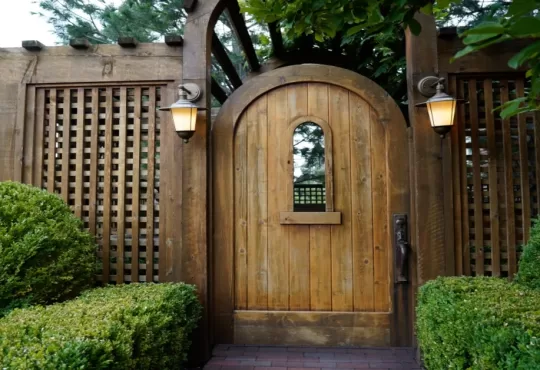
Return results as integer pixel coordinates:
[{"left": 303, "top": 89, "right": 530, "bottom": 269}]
[
  {"left": 159, "top": 83, "right": 206, "bottom": 143},
  {"left": 416, "top": 77, "right": 461, "bottom": 138}
]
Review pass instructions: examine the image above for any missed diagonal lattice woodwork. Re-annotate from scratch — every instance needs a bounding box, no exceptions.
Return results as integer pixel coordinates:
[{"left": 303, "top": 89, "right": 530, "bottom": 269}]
[{"left": 41, "top": 86, "right": 163, "bottom": 284}]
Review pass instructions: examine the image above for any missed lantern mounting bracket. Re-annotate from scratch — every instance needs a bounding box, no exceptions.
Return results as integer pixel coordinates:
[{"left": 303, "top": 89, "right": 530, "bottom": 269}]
[
  {"left": 417, "top": 76, "right": 443, "bottom": 97},
  {"left": 178, "top": 83, "right": 202, "bottom": 102}
]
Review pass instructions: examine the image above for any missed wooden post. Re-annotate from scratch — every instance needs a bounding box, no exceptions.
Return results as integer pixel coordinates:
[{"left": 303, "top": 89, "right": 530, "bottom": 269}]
[
  {"left": 181, "top": 0, "right": 227, "bottom": 365},
  {"left": 406, "top": 12, "right": 451, "bottom": 286}
]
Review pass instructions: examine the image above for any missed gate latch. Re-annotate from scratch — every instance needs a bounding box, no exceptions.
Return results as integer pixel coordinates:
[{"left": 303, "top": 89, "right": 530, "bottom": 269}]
[{"left": 393, "top": 214, "right": 409, "bottom": 283}]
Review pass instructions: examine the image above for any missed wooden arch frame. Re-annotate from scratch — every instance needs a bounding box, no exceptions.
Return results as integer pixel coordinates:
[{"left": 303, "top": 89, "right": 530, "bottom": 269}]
[
  {"left": 212, "top": 63, "right": 413, "bottom": 346},
  {"left": 287, "top": 115, "right": 334, "bottom": 212}
]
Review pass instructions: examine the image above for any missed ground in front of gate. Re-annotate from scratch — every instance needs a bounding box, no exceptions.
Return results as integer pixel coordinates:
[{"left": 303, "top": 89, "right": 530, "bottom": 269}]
[{"left": 203, "top": 344, "right": 423, "bottom": 370}]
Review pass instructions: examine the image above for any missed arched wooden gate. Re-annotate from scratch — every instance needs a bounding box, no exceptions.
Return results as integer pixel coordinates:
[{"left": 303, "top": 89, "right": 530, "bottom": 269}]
[{"left": 213, "top": 64, "right": 412, "bottom": 347}]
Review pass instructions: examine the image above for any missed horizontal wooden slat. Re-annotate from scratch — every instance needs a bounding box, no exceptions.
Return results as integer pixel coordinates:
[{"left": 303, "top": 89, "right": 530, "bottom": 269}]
[
  {"left": 280, "top": 212, "right": 341, "bottom": 225},
  {"left": 234, "top": 311, "right": 390, "bottom": 347}
]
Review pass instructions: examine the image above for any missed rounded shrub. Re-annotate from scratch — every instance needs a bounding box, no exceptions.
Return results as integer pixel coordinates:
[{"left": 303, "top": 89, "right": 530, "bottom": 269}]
[
  {"left": 515, "top": 217, "right": 540, "bottom": 290},
  {"left": 0, "top": 181, "right": 97, "bottom": 316}
]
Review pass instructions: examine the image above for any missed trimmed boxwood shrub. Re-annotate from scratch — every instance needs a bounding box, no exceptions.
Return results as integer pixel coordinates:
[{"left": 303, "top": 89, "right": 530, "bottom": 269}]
[
  {"left": 417, "top": 277, "right": 540, "bottom": 370},
  {"left": 515, "top": 219, "right": 540, "bottom": 290},
  {"left": 0, "top": 283, "right": 202, "bottom": 369},
  {"left": 0, "top": 181, "right": 97, "bottom": 316}
]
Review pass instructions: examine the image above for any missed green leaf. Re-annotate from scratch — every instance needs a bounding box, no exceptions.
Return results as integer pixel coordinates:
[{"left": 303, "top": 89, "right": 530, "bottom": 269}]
[
  {"left": 451, "top": 45, "right": 476, "bottom": 60},
  {"left": 420, "top": 3, "right": 433, "bottom": 15},
  {"left": 462, "top": 21, "right": 505, "bottom": 36},
  {"left": 345, "top": 24, "right": 364, "bottom": 37},
  {"left": 407, "top": 18, "right": 422, "bottom": 36},
  {"left": 508, "top": 41, "right": 540, "bottom": 69},
  {"left": 463, "top": 33, "right": 501, "bottom": 45},
  {"left": 509, "top": 17, "right": 540, "bottom": 37},
  {"left": 509, "top": 0, "right": 540, "bottom": 17}
]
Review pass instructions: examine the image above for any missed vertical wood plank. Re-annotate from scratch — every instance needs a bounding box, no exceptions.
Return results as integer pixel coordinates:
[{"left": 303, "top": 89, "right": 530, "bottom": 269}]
[
  {"left": 131, "top": 87, "right": 142, "bottom": 282},
  {"left": 501, "top": 81, "right": 517, "bottom": 278},
  {"left": 116, "top": 87, "right": 127, "bottom": 284},
  {"left": 33, "top": 89, "right": 45, "bottom": 188},
  {"left": 350, "top": 93, "right": 374, "bottom": 312},
  {"left": 307, "top": 83, "right": 332, "bottom": 311},
  {"left": 23, "top": 86, "right": 36, "bottom": 184},
  {"left": 469, "top": 79, "right": 484, "bottom": 275},
  {"left": 484, "top": 80, "right": 501, "bottom": 276},
  {"left": 247, "top": 96, "right": 268, "bottom": 310},
  {"left": 267, "top": 87, "right": 289, "bottom": 310},
  {"left": 146, "top": 87, "right": 156, "bottom": 283},
  {"left": 449, "top": 76, "right": 463, "bottom": 276},
  {"left": 74, "top": 88, "right": 85, "bottom": 219},
  {"left": 329, "top": 85, "right": 353, "bottom": 312},
  {"left": 88, "top": 89, "right": 99, "bottom": 236},
  {"left": 371, "top": 107, "right": 389, "bottom": 311},
  {"left": 235, "top": 112, "right": 248, "bottom": 309},
  {"left": 516, "top": 80, "right": 531, "bottom": 243},
  {"left": 47, "top": 89, "right": 57, "bottom": 194},
  {"left": 102, "top": 88, "right": 114, "bottom": 283},
  {"left": 61, "top": 89, "right": 71, "bottom": 203},
  {"left": 458, "top": 80, "right": 471, "bottom": 276},
  {"left": 287, "top": 83, "right": 311, "bottom": 311}
]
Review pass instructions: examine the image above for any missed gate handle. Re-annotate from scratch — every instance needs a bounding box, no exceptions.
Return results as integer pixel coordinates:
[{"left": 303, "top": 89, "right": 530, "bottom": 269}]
[{"left": 394, "top": 215, "right": 409, "bottom": 283}]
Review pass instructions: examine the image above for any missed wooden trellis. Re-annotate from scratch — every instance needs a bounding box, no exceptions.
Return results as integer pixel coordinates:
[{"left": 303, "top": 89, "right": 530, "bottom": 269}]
[
  {"left": 449, "top": 75, "right": 540, "bottom": 278},
  {"left": 40, "top": 85, "right": 163, "bottom": 284}
]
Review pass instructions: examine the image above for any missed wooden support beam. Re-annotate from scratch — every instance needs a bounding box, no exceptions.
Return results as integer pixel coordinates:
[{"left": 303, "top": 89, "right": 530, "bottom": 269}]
[
  {"left": 406, "top": 12, "right": 450, "bottom": 284},
  {"left": 268, "top": 22, "right": 285, "bottom": 57},
  {"left": 69, "top": 38, "right": 90, "bottom": 50},
  {"left": 211, "top": 32, "right": 243, "bottom": 89},
  {"left": 22, "top": 40, "right": 44, "bottom": 51},
  {"left": 226, "top": 1, "right": 260, "bottom": 71},
  {"left": 165, "top": 35, "right": 184, "bottom": 47},
  {"left": 118, "top": 37, "right": 139, "bottom": 48},
  {"left": 211, "top": 77, "right": 228, "bottom": 104},
  {"left": 183, "top": 0, "right": 197, "bottom": 12}
]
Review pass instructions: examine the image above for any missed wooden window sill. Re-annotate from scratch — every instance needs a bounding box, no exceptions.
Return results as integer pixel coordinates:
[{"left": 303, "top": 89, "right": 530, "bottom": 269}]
[{"left": 280, "top": 212, "right": 342, "bottom": 225}]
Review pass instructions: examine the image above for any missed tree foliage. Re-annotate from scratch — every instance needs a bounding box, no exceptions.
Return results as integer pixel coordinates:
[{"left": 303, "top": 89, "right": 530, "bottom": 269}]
[{"left": 454, "top": 0, "right": 540, "bottom": 118}]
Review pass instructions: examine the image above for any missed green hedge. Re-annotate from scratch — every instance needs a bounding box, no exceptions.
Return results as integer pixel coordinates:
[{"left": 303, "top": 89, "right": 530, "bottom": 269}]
[
  {"left": 0, "top": 181, "right": 97, "bottom": 316},
  {"left": 515, "top": 219, "right": 540, "bottom": 290},
  {"left": 0, "top": 283, "right": 202, "bottom": 369},
  {"left": 417, "top": 277, "right": 540, "bottom": 370}
]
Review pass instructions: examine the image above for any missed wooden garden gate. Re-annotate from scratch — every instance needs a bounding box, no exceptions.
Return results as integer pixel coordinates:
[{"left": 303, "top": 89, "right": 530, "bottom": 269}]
[{"left": 212, "top": 65, "right": 412, "bottom": 347}]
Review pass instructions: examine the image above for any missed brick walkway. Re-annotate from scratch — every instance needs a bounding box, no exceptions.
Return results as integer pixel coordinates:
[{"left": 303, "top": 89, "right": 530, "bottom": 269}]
[{"left": 203, "top": 345, "right": 422, "bottom": 370}]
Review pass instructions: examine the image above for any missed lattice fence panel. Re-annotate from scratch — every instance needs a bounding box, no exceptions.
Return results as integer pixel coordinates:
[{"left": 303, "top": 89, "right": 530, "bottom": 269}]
[
  {"left": 40, "top": 85, "right": 163, "bottom": 283},
  {"left": 450, "top": 75, "right": 539, "bottom": 278}
]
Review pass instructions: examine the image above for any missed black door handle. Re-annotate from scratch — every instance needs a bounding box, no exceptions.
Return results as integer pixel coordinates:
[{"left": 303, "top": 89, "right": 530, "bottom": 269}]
[{"left": 394, "top": 214, "right": 409, "bottom": 283}]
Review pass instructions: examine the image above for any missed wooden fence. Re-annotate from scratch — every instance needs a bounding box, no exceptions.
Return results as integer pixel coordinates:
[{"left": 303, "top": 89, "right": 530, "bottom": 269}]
[{"left": 449, "top": 74, "right": 539, "bottom": 278}]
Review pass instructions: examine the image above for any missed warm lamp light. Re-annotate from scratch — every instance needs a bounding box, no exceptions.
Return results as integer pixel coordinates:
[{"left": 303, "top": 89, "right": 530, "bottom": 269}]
[
  {"left": 416, "top": 77, "right": 461, "bottom": 138},
  {"left": 159, "top": 83, "right": 206, "bottom": 143}
]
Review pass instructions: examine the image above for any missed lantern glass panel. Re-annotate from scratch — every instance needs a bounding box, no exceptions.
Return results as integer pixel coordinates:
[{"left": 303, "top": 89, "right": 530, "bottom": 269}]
[{"left": 426, "top": 99, "right": 456, "bottom": 128}]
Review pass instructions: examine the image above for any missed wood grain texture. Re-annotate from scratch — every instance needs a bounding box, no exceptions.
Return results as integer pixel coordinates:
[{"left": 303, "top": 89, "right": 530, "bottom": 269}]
[
  {"left": 116, "top": 87, "right": 127, "bottom": 284},
  {"left": 88, "top": 89, "right": 99, "bottom": 236},
  {"left": 33, "top": 89, "right": 45, "bottom": 187},
  {"left": 287, "top": 83, "right": 311, "bottom": 312},
  {"left": 516, "top": 80, "right": 531, "bottom": 243},
  {"left": 234, "top": 311, "right": 391, "bottom": 347},
  {"left": 280, "top": 212, "right": 341, "bottom": 225},
  {"left": 329, "top": 85, "right": 353, "bottom": 312},
  {"left": 349, "top": 93, "right": 374, "bottom": 312},
  {"left": 458, "top": 80, "right": 471, "bottom": 276},
  {"left": 484, "top": 80, "right": 500, "bottom": 276},
  {"left": 469, "top": 79, "right": 484, "bottom": 276},
  {"left": 61, "top": 88, "right": 71, "bottom": 203},
  {"left": 501, "top": 81, "right": 517, "bottom": 278},
  {"left": 267, "top": 88, "right": 290, "bottom": 310},
  {"left": 146, "top": 87, "right": 156, "bottom": 283},
  {"left": 371, "top": 108, "right": 389, "bottom": 312},
  {"left": 131, "top": 87, "right": 142, "bottom": 283},
  {"left": 102, "top": 88, "right": 113, "bottom": 283},
  {"left": 234, "top": 111, "right": 248, "bottom": 310},
  {"left": 246, "top": 96, "right": 269, "bottom": 310},
  {"left": 307, "top": 83, "right": 332, "bottom": 311},
  {"left": 22, "top": 86, "right": 36, "bottom": 185}
]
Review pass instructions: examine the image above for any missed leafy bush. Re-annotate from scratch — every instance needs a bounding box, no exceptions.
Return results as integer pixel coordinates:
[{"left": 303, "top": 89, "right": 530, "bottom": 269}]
[
  {"left": 515, "top": 218, "right": 540, "bottom": 290},
  {"left": 0, "top": 283, "right": 202, "bottom": 369},
  {"left": 417, "top": 277, "right": 540, "bottom": 370},
  {"left": 0, "top": 181, "right": 97, "bottom": 316}
]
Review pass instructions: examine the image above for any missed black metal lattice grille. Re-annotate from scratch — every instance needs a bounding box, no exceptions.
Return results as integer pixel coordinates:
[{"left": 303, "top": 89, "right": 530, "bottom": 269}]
[{"left": 294, "top": 184, "right": 326, "bottom": 212}]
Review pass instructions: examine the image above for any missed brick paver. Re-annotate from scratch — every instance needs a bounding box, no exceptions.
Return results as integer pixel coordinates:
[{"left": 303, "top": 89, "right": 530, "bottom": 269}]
[{"left": 203, "top": 345, "right": 423, "bottom": 370}]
